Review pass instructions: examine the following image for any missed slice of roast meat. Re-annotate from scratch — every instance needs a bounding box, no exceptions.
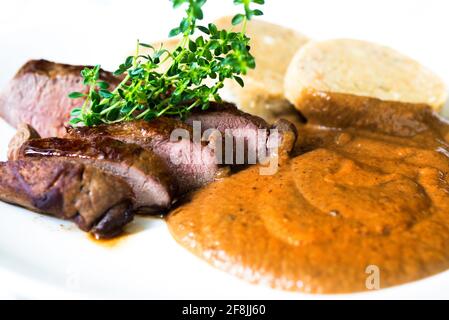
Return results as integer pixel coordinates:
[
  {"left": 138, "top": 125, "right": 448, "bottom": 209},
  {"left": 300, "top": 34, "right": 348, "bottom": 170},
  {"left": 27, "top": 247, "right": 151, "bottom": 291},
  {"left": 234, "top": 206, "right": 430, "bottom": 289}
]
[
  {"left": 66, "top": 118, "right": 222, "bottom": 194},
  {"left": 8, "top": 123, "right": 41, "bottom": 161},
  {"left": 185, "top": 102, "right": 298, "bottom": 164},
  {"left": 185, "top": 102, "right": 269, "bottom": 133},
  {"left": 0, "top": 159, "right": 134, "bottom": 239},
  {"left": 17, "top": 136, "right": 175, "bottom": 213},
  {"left": 0, "top": 60, "right": 118, "bottom": 137},
  {"left": 270, "top": 119, "right": 299, "bottom": 159}
]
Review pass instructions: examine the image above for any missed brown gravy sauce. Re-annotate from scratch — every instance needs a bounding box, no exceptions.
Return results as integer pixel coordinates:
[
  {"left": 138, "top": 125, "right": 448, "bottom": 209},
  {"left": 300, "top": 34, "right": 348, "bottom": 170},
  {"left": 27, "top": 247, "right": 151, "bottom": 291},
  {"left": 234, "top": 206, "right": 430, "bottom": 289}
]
[
  {"left": 167, "top": 111, "right": 449, "bottom": 293},
  {"left": 88, "top": 233, "right": 128, "bottom": 248},
  {"left": 88, "top": 216, "right": 153, "bottom": 247}
]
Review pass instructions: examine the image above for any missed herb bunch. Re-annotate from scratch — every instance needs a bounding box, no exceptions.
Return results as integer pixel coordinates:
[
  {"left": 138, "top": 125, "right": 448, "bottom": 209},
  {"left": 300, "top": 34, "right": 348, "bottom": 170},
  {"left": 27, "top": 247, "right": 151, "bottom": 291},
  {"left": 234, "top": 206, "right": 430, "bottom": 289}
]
[{"left": 69, "top": 0, "right": 265, "bottom": 126}]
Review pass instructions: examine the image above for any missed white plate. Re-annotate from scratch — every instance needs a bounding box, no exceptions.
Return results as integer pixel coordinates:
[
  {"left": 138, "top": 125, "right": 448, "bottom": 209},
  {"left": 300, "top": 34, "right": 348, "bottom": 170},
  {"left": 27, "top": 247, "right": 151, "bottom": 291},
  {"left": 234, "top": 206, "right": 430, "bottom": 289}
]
[{"left": 1, "top": 0, "right": 449, "bottom": 299}]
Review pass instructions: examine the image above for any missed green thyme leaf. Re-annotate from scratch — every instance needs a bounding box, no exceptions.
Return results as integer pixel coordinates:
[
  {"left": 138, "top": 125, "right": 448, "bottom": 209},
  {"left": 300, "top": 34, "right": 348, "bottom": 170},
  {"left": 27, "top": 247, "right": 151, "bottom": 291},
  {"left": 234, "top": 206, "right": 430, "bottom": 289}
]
[
  {"left": 234, "top": 76, "right": 244, "bottom": 87},
  {"left": 69, "top": 118, "right": 82, "bottom": 125},
  {"left": 96, "top": 81, "right": 109, "bottom": 89},
  {"left": 232, "top": 14, "right": 245, "bottom": 25},
  {"left": 99, "top": 89, "right": 113, "bottom": 98},
  {"left": 169, "top": 27, "right": 181, "bottom": 37},
  {"left": 68, "top": 92, "right": 85, "bottom": 99},
  {"left": 197, "top": 25, "right": 210, "bottom": 34}
]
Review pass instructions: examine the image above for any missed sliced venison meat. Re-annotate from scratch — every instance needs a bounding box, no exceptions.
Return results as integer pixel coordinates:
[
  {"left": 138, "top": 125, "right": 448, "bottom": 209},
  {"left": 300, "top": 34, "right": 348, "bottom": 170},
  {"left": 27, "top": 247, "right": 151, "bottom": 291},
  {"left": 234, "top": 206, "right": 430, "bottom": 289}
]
[
  {"left": 0, "top": 159, "right": 133, "bottom": 239},
  {"left": 89, "top": 202, "right": 133, "bottom": 238},
  {"left": 66, "top": 118, "right": 222, "bottom": 194},
  {"left": 185, "top": 102, "right": 298, "bottom": 164},
  {"left": 8, "top": 123, "right": 41, "bottom": 161},
  {"left": 270, "top": 119, "right": 299, "bottom": 158},
  {"left": 185, "top": 102, "right": 269, "bottom": 133},
  {"left": 17, "top": 136, "right": 175, "bottom": 212},
  {"left": 0, "top": 60, "right": 118, "bottom": 137}
]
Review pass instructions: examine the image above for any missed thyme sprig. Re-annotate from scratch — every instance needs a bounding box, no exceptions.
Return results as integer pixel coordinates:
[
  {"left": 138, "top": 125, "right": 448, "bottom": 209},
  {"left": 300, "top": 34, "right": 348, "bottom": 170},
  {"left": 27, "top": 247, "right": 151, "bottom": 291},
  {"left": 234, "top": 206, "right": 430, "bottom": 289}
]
[{"left": 69, "top": 0, "right": 264, "bottom": 126}]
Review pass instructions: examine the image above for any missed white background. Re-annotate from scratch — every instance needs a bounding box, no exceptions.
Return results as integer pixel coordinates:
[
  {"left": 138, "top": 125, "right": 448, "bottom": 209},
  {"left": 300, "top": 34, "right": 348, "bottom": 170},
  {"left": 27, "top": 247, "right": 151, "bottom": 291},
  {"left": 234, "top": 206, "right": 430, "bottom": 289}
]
[{"left": 0, "top": 0, "right": 449, "bottom": 299}]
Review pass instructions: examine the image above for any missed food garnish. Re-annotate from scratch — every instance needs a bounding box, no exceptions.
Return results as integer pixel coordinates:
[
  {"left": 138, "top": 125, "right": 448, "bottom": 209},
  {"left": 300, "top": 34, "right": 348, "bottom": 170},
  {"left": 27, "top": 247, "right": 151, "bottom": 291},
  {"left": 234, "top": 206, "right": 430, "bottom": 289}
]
[{"left": 69, "top": 0, "right": 265, "bottom": 126}]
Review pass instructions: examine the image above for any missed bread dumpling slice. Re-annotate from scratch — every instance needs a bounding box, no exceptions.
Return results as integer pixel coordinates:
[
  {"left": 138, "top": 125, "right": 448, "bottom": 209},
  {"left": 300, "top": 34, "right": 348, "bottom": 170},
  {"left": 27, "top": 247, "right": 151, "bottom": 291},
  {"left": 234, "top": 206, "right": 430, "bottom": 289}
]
[{"left": 284, "top": 39, "right": 447, "bottom": 129}]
